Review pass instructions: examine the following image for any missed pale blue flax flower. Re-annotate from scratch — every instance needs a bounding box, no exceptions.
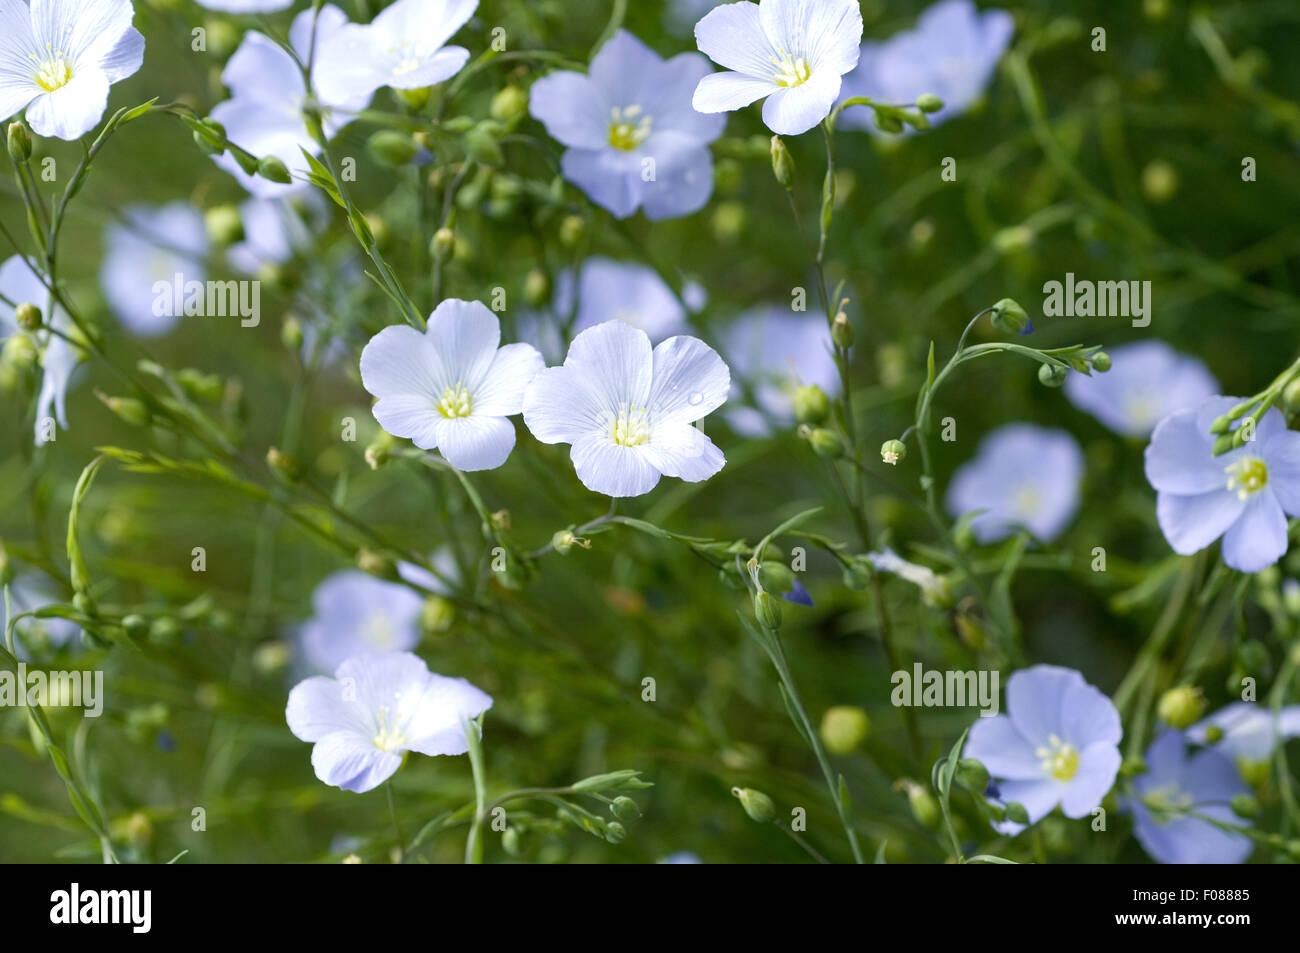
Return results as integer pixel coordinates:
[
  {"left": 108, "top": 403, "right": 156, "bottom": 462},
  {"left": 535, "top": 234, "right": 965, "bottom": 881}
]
[
  {"left": 839, "top": 0, "right": 1013, "bottom": 133},
  {"left": 1064, "top": 340, "right": 1217, "bottom": 438},
  {"left": 299, "top": 571, "right": 424, "bottom": 673},
  {"left": 1144, "top": 395, "right": 1300, "bottom": 573},
  {"left": 523, "top": 320, "right": 730, "bottom": 498},
  {"left": 286, "top": 651, "right": 492, "bottom": 793},
  {"left": 692, "top": 0, "right": 863, "bottom": 136},
  {"left": 966, "top": 665, "right": 1122, "bottom": 833},
  {"left": 1125, "top": 730, "right": 1252, "bottom": 864},
  {"left": 360, "top": 299, "right": 545, "bottom": 472},
  {"left": 530, "top": 30, "right": 724, "bottom": 219},
  {"left": 1187, "top": 701, "right": 1300, "bottom": 781},
  {"left": 945, "top": 424, "right": 1083, "bottom": 543},
  {"left": 100, "top": 202, "right": 209, "bottom": 338}
]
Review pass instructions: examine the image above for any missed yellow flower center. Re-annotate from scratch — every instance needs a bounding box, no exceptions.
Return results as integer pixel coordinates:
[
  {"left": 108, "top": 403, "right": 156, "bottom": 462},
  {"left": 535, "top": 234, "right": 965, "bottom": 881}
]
[
  {"left": 1141, "top": 783, "right": 1193, "bottom": 824},
  {"left": 1225, "top": 457, "right": 1267, "bottom": 499},
  {"left": 771, "top": 51, "right": 811, "bottom": 88},
  {"left": 436, "top": 383, "right": 472, "bottom": 419},
  {"left": 372, "top": 706, "right": 407, "bottom": 752},
  {"left": 607, "top": 106, "right": 652, "bottom": 151},
  {"left": 1035, "top": 734, "right": 1080, "bottom": 782},
  {"left": 612, "top": 406, "right": 651, "bottom": 447},
  {"left": 34, "top": 54, "right": 73, "bottom": 92},
  {"left": 360, "top": 611, "right": 395, "bottom": 649}
]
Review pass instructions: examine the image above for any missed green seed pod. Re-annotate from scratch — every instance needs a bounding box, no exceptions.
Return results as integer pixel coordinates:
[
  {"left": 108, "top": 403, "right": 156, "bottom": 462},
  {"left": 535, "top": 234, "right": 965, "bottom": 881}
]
[
  {"left": 14, "top": 302, "right": 42, "bottom": 331},
  {"left": 431, "top": 227, "right": 456, "bottom": 261},
  {"left": 1230, "top": 793, "right": 1259, "bottom": 819},
  {"left": 7, "top": 121, "right": 32, "bottom": 163},
  {"left": 831, "top": 311, "right": 854, "bottom": 348},
  {"left": 1156, "top": 685, "right": 1206, "bottom": 729},
  {"left": 1091, "top": 351, "right": 1111, "bottom": 372},
  {"left": 256, "top": 155, "right": 291, "bottom": 184},
  {"left": 610, "top": 796, "right": 640, "bottom": 821},
  {"left": 204, "top": 204, "right": 244, "bottom": 246},
  {"left": 808, "top": 427, "right": 846, "bottom": 460},
  {"left": 770, "top": 135, "right": 795, "bottom": 189},
  {"left": 915, "top": 93, "right": 945, "bottom": 113},
  {"left": 465, "top": 121, "right": 505, "bottom": 166},
  {"left": 266, "top": 446, "right": 302, "bottom": 483},
  {"left": 1038, "top": 362, "right": 1068, "bottom": 388},
  {"left": 820, "top": 706, "right": 870, "bottom": 755},
  {"left": 523, "top": 268, "right": 552, "bottom": 308},
  {"left": 558, "top": 214, "right": 586, "bottom": 248},
  {"left": 490, "top": 85, "right": 529, "bottom": 125},
  {"left": 990, "top": 297, "right": 1028, "bottom": 335},
  {"left": 367, "top": 130, "right": 420, "bottom": 167},
  {"left": 754, "top": 589, "right": 783, "bottom": 629},
  {"left": 395, "top": 86, "right": 432, "bottom": 111},
  {"left": 792, "top": 384, "right": 830, "bottom": 425},
  {"left": 357, "top": 548, "right": 400, "bottom": 582}
]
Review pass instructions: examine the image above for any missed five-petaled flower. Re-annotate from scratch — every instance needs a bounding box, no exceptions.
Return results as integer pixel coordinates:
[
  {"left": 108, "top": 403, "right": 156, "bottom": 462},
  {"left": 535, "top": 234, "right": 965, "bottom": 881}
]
[
  {"left": 0, "top": 0, "right": 145, "bottom": 140},
  {"left": 286, "top": 652, "right": 492, "bottom": 793},
  {"left": 1064, "top": 340, "right": 1217, "bottom": 439},
  {"left": 966, "top": 665, "right": 1122, "bottom": 834},
  {"left": 360, "top": 299, "right": 545, "bottom": 472},
  {"left": 1144, "top": 395, "right": 1300, "bottom": 573},
  {"left": 530, "top": 30, "right": 724, "bottom": 219},
  {"left": 314, "top": 0, "right": 477, "bottom": 106},
  {"left": 523, "top": 320, "right": 730, "bottom": 498},
  {"left": 692, "top": 0, "right": 863, "bottom": 136}
]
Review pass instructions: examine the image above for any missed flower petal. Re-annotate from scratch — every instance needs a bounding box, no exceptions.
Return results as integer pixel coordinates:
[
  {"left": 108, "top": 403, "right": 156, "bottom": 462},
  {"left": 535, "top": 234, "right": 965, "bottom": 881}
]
[
  {"left": 640, "top": 421, "right": 724, "bottom": 482},
  {"left": 760, "top": 67, "right": 841, "bottom": 135},
  {"left": 433, "top": 414, "right": 517, "bottom": 471},
  {"left": 571, "top": 433, "right": 661, "bottom": 497},
  {"left": 471, "top": 342, "right": 544, "bottom": 417},
  {"left": 965, "top": 713, "right": 1044, "bottom": 781},
  {"left": 1144, "top": 407, "right": 1232, "bottom": 494},
  {"left": 1155, "top": 489, "right": 1244, "bottom": 556},
  {"left": 1059, "top": 742, "right": 1121, "bottom": 817},
  {"left": 692, "top": 70, "right": 775, "bottom": 113},
  {"left": 1263, "top": 429, "right": 1300, "bottom": 515},
  {"left": 1005, "top": 665, "right": 1084, "bottom": 747},
  {"left": 529, "top": 71, "right": 609, "bottom": 149},
  {"left": 24, "top": 68, "right": 108, "bottom": 140},
  {"left": 403, "top": 673, "right": 494, "bottom": 756},
  {"left": 360, "top": 324, "right": 439, "bottom": 398},
  {"left": 310, "top": 732, "right": 402, "bottom": 793},
  {"left": 286, "top": 676, "right": 366, "bottom": 742},
  {"left": 694, "top": 1, "right": 778, "bottom": 77},
  {"left": 1220, "top": 490, "right": 1287, "bottom": 573},
  {"left": 522, "top": 365, "right": 605, "bottom": 445},
  {"left": 560, "top": 147, "right": 643, "bottom": 218},
  {"left": 759, "top": 0, "right": 862, "bottom": 75},
  {"left": 650, "top": 334, "right": 731, "bottom": 424}
]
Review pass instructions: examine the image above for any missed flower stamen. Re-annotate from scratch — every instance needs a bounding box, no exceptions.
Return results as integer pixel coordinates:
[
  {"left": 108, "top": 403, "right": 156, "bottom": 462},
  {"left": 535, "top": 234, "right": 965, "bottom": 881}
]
[
  {"left": 1034, "top": 733, "right": 1080, "bottom": 782},
  {"left": 612, "top": 405, "right": 651, "bottom": 447},
  {"left": 770, "top": 50, "right": 811, "bottom": 88},
  {"left": 607, "top": 105, "right": 653, "bottom": 151},
  {"left": 1225, "top": 457, "right": 1267, "bottom": 500},
  {"left": 436, "top": 382, "right": 472, "bottom": 419}
]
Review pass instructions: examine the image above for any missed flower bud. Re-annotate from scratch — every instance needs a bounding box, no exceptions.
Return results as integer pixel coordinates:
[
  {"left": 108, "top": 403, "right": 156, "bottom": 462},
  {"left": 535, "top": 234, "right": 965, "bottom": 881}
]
[
  {"left": 3, "top": 333, "right": 37, "bottom": 369},
  {"left": 831, "top": 310, "right": 853, "bottom": 348},
  {"left": 253, "top": 641, "right": 290, "bottom": 673},
  {"left": 1090, "top": 351, "right": 1111, "bottom": 372},
  {"left": 465, "top": 121, "right": 505, "bottom": 166},
  {"left": 7, "top": 121, "right": 32, "bottom": 163},
  {"left": 873, "top": 109, "right": 903, "bottom": 134},
  {"left": 176, "top": 368, "right": 224, "bottom": 402},
  {"left": 990, "top": 297, "right": 1028, "bottom": 335},
  {"left": 0, "top": 540, "right": 12, "bottom": 587},
  {"left": 610, "top": 796, "right": 640, "bottom": 821},
  {"left": 1004, "top": 801, "right": 1030, "bottom": 825},
  {"left": 395, "top": 86, "right": 432, "bottom": 111},
  {"left": 266, "top": 446, "right": 302, "bottom": 482},
  {"left": 757, "top": 561, "right": 795, "bottom": 595},
  {"left": 121, "top": 613, "right": 148, "bottom": 638},
  {"left": 431, "top": 227, "right": 456, "bottom": 261},
  {"left": 1038, "top": 362, "right": 1068, "bottom": 388},
  {"left": 1203, "top": 724, "right": 1224, "bottom": 744},
  {"left": 356, "top": 548, "right": 400, "bottom": 582},
  {"left": 820, "top": 706, "right": 870, "bottom": 755},
  {"left": 915, "top": 93, "right": 945, "bottom": 114},
  {"left": 257, "top": 155, "right": 291, "bottom": 184},
  {"left": 731, "top": 786, "right": 775, "bottom": 823},
  {"left": 711, "top": 201, "right": 746, "bottom": 243},
  {"left": 365, "top": 429, "right": 397, "bottom": 469},
  {"left": 903, "top": 782, "right": 940, "bottom": 828},
  {"left": 957, "top": 758, "right": 989, "bottom": 792},
  {"left": 367, "top": 130, "right": 419, "bottom": 167},
  {"left": 792, "top": 384, "right": 829, "bottom": 425},
  {"left": 770, "top": 135, "right": 795, "bottom": 189},
  {"left": 14, "top": 302, "right": 42, "bottom": 331},
  {"left": 603, "top": 821, "right": 627, "bottom": 844},
  {"left": 558, "top": 214, "right": 586, "bottom": 248},
  {"left": 420, "top": 595, "right": 454, "bottom": 635},
  {"left": 880, "top": 439, "right": 906, "bottom": 465},
  {"left": 490, "top": 85, "right": 529, "bottom": 125},
  {"left": 193, "top": 118, "right": 227, "bottom": 156},
  {"left": 1156, "top": 685, "right": 1205, "bottom": 729},
  {"left": 1230, "top": 793, "right": 1259, "bottom": 819},
  {"left": 204, "top": 204, "right": 244, "bottom": 246},
  {"left": 808, "top": 427, "right": 845, "bottom": 460},
  {"left": 523, "top": 268, "right": 551, "bottom": 308},
  {"left": 501, "top": 826, "right": 522, "bottom": 855},
  {"left": 1141, "top": 159, "right": 1179, "bottom": 204},
  {"left": 754, "top": 589, "right": 783, "bottom": 629}
]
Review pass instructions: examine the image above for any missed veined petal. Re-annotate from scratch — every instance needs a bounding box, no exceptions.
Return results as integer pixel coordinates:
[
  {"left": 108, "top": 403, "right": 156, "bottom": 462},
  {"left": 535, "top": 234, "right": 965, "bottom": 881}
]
[
  {"left": 1155, "top": 489, "right": 1244, "bottom": 556},
  {"left": 571, "top": 432, "right": 661, "bottom": 497},
  {"left": 24, "top": 68, "right": 108, "bottom": 140},
  {"left": 402, "top": 672, "right": 493, "bottom": 756},
  {"left": 221, "top": 31, "right": 304, "bottom": 105},
  {"left": 760, "top": 67, "right": 841, "bottom": 135},
  {"left": 759, "top": 0, "right": 862, "bottom": 75},
  {"left": 965, "top": 713, "right": 1044, "bottom": 781},
  {"left": 359, "top": 324, "right": 439, "bottom": 398},
  {"left": 1220, "top": 490, "right": 1287, "bottom": 573},
  {"left": 311, "top": 732, "right": 402, "bottom": 793},
  {"left": 371, "top": 394, "right": 442, "bottom": 449},
  {"left": 564, "top": 320, "right": 654, "bottom": 416},
  {"left": 640, "top": 421, "right": 724, "bottom": 482},
  {"left": 529, "top": 71, "right": 609, "bottom": 149},
  {"left": 1263, "top": 429, "right": 1300, "bottom": 515},
  {"left": 522, "top": 366, "right": 608, "bottom": 445},
  {"left": 425, "top": 298, "right": 502, "bottom": 392},
  {"left": 641, "top": 141, "right": 715, "bottom": 220},
  {"left": 385, "top": 45, "right": 469, "bottom": 90},
  {"left": 30, "top": 0, "right": 137, "bottom": 75},
  {"left": 374, "top": 0, "right": 478, "bottom": 55},
  {"left": 313, "top": 24, "right": 389, "bottom": 104},
  {"left": 650, "top": 334, "right": 730, "bottom": 424},
  {"left": 286, "top": 676, "right": 367, "bottom": 742},
  {"left": 560, "top": 147, "right": 644, "bottom": 219},
  {"left": 1059, "top": 743, "right": 1121, "bottom": 817},
  {"left": 694, "top": 1, "right": 778, "bottom": 78},
  {"left": 692, "top": 70, "right": 775, "bottom": 113},
  {"left": 1060, "top": 678, "right": 1122, "bottom": 749},
  {"left": 1144, "top": 408, "right": 1232, "bottom": 495},
  {"left": 472, "top": 342, "right": 545, "bottom": 417},
  {"left": 432, "top": 414, "right": 516, "bottom": 471},
  {"left": 1005, "top": 665, "right": 1083, "bottom": 747}
]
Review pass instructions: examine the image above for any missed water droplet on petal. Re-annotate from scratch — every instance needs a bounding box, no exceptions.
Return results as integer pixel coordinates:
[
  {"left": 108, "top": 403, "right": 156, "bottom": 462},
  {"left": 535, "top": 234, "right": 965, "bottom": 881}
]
[{"left": 687, "top": 392, "right": 703, "bottom": 406}]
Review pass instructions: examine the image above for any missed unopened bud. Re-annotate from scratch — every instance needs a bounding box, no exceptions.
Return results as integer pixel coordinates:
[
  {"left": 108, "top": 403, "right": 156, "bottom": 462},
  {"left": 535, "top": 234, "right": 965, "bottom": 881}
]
[
  {"left": 7, "top": 121, "right": 32, "bottom": 162},
  {"left": 266, "top": 446, "right": 302, "bottom": 482},
  {"left": 820, "top": 706, "right": 870, "bottom": 755},
  {"left": 257, "top": 155, "right": 291, "bottom": 184},
  {"left": 367, "top": 130, "right": 419, "bottom": 167},
  {"left": 523, "top": 268, "right": 551, "bottom": 308},
  {"left": 792, "top": 384, "right": 829, "bottom": 425},
  {"left": 1090, "top": 351, "right": 1111, "bottom": 372},
  {"left": 754, "top": 589, "right": 783, "bottom": 629},
  {"left": 610, "top": 796, "right": 640, "bottom": 821},
  {"left": 97, "top": 391, "right": 151, "bottom": 427},
  {"left": 1004, "top": 801, "right": 1030, "bottom": 825},
  {"left": 990, "top": 297, "right": 1028, "bottom": 335},
  {"left": 490, "top": 85, "right": 529, "bottom": 125},
  {"left": 420, "top": 595, "right": 454, "bottom": 635},
  {"left": 916, "top": 93, "right": 945, "bottom": 114},
  {"left": 831, "top": 310, "right": 853, "bottom": 348},
  {"left": 1038, "top": 362, "right": 1068, "bottom": 388},
  {"left": 395, "top": 86, "right": 432, "bottom": 111},
  {"left": 558, "top": 214, "right": 586, "bottom": 248},
  {"left": 193, "top": 118, "right": 227, "bottom": 156},
  {"left": 770, "top": 135, "right": 795, "bottom": 189},
  {"left": 731, "top": 786, "right": 775, "bottom": 823},
  {"left": 1156, "top": 685, "right": 1206, "bottom": 729},
  {"left": 957, "top": 758, "right": 989, "bottom": 792},
  {"left": 808, "top": 427, "right": 845, "bottom": 460},
  {"left": 1230, "top": 793, "right": 1259, "bottom": 819},
  {"left": 356, "top": 548, "right": 400, "bottom": 582},
  {"left": 431, "top": 227, "right": 456, "bottom": 261},
  {"left": 204, "top": 205, "right": 244, "bottom": 246},
  {"left": 465, "top": 121, "right": 505, "bottom": 166},
  {"left": 281, "top": 314, "right": 304, "bottom": 351},
  {"left": 14, "top": 302, "right": 42, "bottom": 331}
]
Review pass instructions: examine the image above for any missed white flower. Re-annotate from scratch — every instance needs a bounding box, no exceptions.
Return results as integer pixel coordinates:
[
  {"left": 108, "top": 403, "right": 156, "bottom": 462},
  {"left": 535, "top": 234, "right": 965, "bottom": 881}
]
[
  {"left": 692, "top": 0, "right": 863, "bottom": 136},
  {"left": 0, "top": 255, "right": 83, "bottom": 445},
  {"left": 210, "top": 5, "right": 370, "bottom": 197},
  {"left": 99, "top": 201, "right": 208, "bottom": 338},
  {"left": 286, "top": 652, "right": 492, "bottom": 793},
  {"left": 359, "top": 299, "right": 544, "bottom": 472},
  {"left": 314, "top": 0, "right": 477, "bottom": 105},
  {"left": 0, "top": 0, "right": 144, "bottom": 141},
  {"left": 522, "top": 320, "right": 730, "bottom": 498}
]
